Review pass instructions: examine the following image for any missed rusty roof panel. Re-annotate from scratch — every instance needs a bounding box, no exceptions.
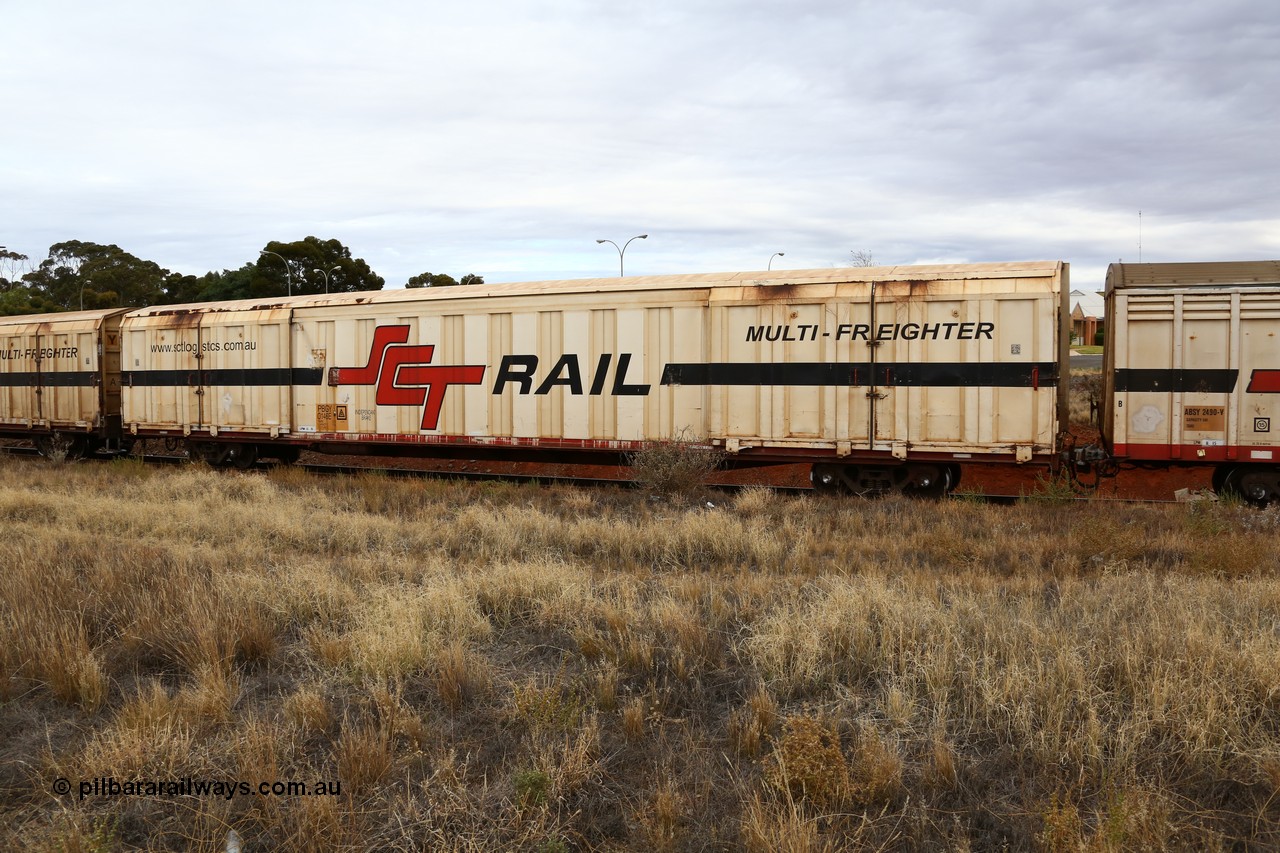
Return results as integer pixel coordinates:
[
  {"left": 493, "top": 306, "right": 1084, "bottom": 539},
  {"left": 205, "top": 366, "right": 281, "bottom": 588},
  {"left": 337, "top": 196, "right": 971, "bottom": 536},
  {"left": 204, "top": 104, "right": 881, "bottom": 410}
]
[{"left": 1108, "top": 261, "right": 1280, "bottom": 291}]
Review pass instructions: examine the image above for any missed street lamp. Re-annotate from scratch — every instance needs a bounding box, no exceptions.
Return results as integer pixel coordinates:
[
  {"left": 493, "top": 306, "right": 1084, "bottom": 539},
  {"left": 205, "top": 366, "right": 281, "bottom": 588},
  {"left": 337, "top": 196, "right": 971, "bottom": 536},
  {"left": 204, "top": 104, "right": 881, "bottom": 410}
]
[
  {"left": 596, "top": 234, "right": 647, "bottom": 277},
  {"left": 312, "top": 265, "right": 340, "bottom": 294},
  {"left": 259, "top": 250, "right": 293, "bottom": 296},
  {"left": 768, "top": 252, "right": 785, "bottom": 270}
]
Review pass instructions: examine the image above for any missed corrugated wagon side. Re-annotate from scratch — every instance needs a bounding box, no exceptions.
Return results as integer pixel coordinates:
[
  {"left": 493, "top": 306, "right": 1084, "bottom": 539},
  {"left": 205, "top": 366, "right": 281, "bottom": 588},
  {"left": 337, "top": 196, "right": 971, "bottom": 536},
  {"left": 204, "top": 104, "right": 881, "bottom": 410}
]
[
  {"left": 1103, "top": 261, "right": 1280, "bottom": 503},
  {"left": 120, "top": 300, "right": 306, "bottom": 466},
  {"left": 108, "top": 263, "right": 1068, "bottom": 494},
  {"left": 0, "top": 308, "right": 130, "bottom": 457},
  {"left": 287, "top": 262, "right": 1068, "bottom": 494}
]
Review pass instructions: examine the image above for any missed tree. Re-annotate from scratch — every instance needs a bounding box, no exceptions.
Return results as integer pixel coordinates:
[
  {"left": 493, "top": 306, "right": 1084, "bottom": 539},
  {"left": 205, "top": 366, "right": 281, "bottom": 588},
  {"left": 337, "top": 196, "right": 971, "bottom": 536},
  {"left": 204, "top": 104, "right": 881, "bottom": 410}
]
[
  {"left": 0, "top": 247, "right": 33, "bottom": 292},
  {"left": 407, "top": 272, "right": 457, "bottom": 288},
  {"left": 850, "top": 250, "right": 878, "bottom": 267},
  {"left": 0, "top": 249, "right": 45, "bottom": 316},
  {"left": 407, "top": 272, "right": 484, "bottom": 287},
  {"left": 0, "top": 237, "right": 389, "bottom": 314},
  {"left": 20, "top": 241, "right": 167, "bottom": 311},
  {"left": 0, "top": 285, "right": 47, "bottom": 316},
  {"left": 253, "top": 237, "right": 384, "bottom": 298},
  {"left": 160, "top": 265, "right": 259, "bottom": 304}
]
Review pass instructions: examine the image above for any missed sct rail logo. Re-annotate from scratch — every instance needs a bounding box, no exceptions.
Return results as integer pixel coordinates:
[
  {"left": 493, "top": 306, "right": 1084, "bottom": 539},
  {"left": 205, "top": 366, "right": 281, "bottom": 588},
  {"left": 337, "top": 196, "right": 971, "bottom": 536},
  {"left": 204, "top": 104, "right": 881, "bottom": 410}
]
[
  {"left": 329, "top": 326, "right": 486, "bottom": 430},
  {"left": 1247, "top": 370, "right": 1280, "bottom": 394}
]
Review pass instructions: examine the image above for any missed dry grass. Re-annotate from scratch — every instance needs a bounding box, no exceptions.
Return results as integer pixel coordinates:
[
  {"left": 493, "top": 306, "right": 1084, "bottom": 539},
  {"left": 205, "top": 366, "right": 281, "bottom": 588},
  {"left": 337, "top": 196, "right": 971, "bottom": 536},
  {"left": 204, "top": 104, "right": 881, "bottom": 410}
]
[{"left": 1, "top": 454, "right": 1279, "bottom": 850}]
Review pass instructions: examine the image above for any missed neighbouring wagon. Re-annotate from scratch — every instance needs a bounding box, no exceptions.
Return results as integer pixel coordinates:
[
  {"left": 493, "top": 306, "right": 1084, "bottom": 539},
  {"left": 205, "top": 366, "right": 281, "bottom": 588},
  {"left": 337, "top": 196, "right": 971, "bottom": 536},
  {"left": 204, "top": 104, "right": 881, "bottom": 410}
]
[
  {"left": 0, "top": 307, "right": 130, "bottom": 458},
  {"left": 1100, "top": 260, "right": 1280, "bottom": 503}
]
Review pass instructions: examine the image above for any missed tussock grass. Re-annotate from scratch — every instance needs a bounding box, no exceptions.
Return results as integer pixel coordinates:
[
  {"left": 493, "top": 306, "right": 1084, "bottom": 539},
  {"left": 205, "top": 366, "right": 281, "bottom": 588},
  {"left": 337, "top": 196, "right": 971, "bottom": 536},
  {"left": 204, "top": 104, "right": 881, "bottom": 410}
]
[{"left": 1, "top": 453, "right": 1279, "bottom": 850}]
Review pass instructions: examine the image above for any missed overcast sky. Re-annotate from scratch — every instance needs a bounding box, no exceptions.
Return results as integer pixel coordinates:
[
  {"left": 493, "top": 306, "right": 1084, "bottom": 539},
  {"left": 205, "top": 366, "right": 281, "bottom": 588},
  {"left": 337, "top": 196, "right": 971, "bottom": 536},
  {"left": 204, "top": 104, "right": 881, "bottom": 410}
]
[{"left": 2, "top": 0, "right": 1276, "bottom": 291}]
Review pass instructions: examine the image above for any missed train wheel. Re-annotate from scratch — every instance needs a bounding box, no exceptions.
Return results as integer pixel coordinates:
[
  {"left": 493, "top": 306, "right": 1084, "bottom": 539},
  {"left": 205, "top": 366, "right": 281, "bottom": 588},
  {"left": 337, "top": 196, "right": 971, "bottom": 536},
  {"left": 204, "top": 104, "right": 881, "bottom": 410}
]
[
  {"left": 810, "top": 464, "right": 844, "bottom": 495},
  {"left": 274, "top": 446, "right": 302, "bottom": 465},
  {"left": 902, "top": 464, "right": 952, "bottom": 499},
  {"left": 228, "top": 444, "right": 259, "bottom": 470},
  {"left": 1222, "top": 466, "right": 1280, "bottom": 507},
  {"left": 188, "top": 441, "right": 231, "bottom": 466},
  {"left": 35, "top": 433, "right": 85, "bottom": 461}
]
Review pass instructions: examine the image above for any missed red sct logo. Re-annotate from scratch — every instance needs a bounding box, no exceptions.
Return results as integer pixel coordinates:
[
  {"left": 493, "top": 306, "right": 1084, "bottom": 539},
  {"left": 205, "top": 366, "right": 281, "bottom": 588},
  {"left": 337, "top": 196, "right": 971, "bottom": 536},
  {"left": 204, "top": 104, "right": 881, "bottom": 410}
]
[
  {"left": 1247, "top": 370, "right": 1280, "bottom": 393},
  {"left": 329, "top": 326, "right": 486, "bottom": 430}
]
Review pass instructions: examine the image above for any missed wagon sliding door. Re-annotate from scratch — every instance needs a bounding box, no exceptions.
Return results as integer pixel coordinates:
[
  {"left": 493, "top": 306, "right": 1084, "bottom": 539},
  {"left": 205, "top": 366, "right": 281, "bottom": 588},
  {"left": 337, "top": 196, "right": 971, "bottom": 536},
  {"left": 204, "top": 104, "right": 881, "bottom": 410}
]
[
  {"left": 199, "top": 309, "right": 294, "bottom": 437},
  {"left": 123, "top": 312, "right": 205, "bottom": 432},
  {"left": 875, "top": 284, "right": 1058, "bottom": 456},
  {"left": 41, "top": 321, "right": 105, "bottom": 429},
  {"left": 0, "top": 320, "right": 42, "bottom": 428}
]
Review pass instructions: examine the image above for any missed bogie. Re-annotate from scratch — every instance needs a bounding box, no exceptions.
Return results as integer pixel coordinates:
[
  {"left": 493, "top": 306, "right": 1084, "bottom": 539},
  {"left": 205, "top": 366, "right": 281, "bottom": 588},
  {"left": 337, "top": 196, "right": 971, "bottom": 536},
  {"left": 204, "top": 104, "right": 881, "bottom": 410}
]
[
  {"left": 811, "top": 462, "right": 958, "bottom": 498},
  {"left": 1218, "top": 465, "right": 1280, "bottom": 507}
]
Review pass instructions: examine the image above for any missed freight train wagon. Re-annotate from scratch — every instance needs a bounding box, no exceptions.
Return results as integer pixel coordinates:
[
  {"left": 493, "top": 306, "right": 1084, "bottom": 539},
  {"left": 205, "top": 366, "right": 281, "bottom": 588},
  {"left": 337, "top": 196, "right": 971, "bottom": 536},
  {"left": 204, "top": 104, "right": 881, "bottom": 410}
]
[
  {"left": 1101, "top": 260, "right": 1280, "bottom": 504},
  {"left": 0, "top": 308, "right": 130, "bottom": 457},
  {"left": 113, "top": 262, "right": 1069, "bottom": 494}
]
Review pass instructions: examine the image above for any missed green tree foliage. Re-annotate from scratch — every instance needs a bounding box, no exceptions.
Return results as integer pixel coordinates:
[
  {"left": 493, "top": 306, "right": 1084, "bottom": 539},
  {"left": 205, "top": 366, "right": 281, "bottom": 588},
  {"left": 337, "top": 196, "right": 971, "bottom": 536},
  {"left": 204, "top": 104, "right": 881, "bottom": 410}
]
[
  {"left": 254, "top": 237, "right": 384, "bottom": 298},
  {"left": 407, "top": 272, "right": 485, "bottom": 287},
  {"left": 0, "top": 249, "right": 45, "bottom": 315},
  {"left": 161, "top": 265, "right": 259, "bottom": 305},
  {"left": 0, "top": 286, "right": 47, "bottom": 316},
  {"left": 0, "top": 237, "right": 388, "bottom": 315},
  {"left": 19, "top": 241, "right": 168, "bottom": 311}
]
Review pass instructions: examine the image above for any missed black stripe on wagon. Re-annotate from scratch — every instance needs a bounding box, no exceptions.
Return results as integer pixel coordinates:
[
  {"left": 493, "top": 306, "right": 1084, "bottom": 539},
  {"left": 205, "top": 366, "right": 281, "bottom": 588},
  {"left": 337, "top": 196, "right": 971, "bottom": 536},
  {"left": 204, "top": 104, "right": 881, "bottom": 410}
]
[
  {"left": 122, "top": 368, "right": 326, "bottom": 387},
  {"left": 660, "top": 361, "right": 1058, "bottom": 388},
  {"left": 1113, "top": 368, "right": 1238, "bottom": 394},
  {"left": 0, "top": 371, "right": 97, "bottom": 387}
]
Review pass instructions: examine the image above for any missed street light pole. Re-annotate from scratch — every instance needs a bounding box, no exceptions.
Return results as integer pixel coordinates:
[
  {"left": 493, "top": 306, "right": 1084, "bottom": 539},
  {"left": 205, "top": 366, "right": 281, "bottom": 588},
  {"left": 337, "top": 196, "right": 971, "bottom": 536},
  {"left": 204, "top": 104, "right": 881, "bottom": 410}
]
[
  {"left": 768, "top": 252, "right": 785, "bottom": 270},
  {"left": 312, "top": 265, "right": 340, "bottom": 294},
  {"left": 259, "top": 250, "right": 293, "bottom": 296},
  {"left": 595, "top": 234, "right": 648, "bottom": 277}
]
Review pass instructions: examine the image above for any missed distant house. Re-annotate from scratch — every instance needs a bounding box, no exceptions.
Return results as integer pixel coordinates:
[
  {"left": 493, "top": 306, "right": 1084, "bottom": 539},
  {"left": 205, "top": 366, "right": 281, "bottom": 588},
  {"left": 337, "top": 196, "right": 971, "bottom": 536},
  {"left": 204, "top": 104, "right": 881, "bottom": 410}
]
[{"left": 1070, "top": 288, "right": 1105, "bottom": 345}]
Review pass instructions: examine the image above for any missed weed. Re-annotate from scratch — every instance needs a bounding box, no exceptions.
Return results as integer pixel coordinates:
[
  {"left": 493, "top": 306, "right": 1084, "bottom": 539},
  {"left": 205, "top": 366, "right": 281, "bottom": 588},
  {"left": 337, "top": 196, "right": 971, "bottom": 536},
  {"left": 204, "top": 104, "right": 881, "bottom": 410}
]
[
  {"left": 333, "top": 715, "right": 394, "bottom": 789},
  {"left": 514, "top": 768, "right": 551, "bottom": 808},
  {"left": 511, "top": 678, "right": 585, "bottom": 738},
  {"left": 628, "top": 430, "right": 726, "bottom": 499},
  {"left": 765, "top": 716, "right": 850, "bottom": 810},
  {"left": 1023, "top": 472, "right": 1080, "bottom": 505}
]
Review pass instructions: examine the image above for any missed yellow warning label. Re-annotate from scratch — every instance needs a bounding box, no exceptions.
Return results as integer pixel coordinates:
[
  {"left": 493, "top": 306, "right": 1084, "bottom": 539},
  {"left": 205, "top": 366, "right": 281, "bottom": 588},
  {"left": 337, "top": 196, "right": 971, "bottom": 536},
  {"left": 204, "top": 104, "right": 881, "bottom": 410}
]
[
  {"left": 317, "top": 404, "right": 349, "bottom": 432},
  {"left": 1183, "top": 405, "right": 1225, "bottom": 432}
]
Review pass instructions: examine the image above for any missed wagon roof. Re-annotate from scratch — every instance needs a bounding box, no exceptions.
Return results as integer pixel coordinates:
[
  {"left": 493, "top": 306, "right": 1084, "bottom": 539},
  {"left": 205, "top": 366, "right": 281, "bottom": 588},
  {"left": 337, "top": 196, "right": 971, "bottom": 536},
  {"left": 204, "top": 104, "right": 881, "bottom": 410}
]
[
  {"left": 126, "top": 261, "right": 1064, "bottom": 316},
  {"left": 0, "top": 306, "right": 131, "bottom": 329},
  {"left": 1107, "top": 260, "right": 1280, "bottom": 292}
]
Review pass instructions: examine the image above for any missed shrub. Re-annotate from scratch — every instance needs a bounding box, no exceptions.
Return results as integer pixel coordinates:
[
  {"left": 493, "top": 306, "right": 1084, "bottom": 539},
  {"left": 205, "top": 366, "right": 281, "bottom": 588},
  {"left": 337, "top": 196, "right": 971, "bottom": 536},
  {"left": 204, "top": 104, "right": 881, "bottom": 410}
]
[
  {"left": 764, "top": 716, "right": 850, "bottom": 809},
  {"left": 628, "top": 431, "right": 726, "bottom": 498}
]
